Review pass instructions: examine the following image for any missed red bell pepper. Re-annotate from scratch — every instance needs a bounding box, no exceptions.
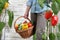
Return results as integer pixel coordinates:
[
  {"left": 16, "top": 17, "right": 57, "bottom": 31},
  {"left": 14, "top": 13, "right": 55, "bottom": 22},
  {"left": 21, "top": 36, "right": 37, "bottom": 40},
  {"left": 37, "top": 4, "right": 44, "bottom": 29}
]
[
  {"left": 51, "top": 15, "right": 58, "bottom": 26},
  {"left": 45, "top": 10, "right": 52, "bottom": 20},
  {"left": 28, "top": 22, "right": 32, "bottom": 28}
]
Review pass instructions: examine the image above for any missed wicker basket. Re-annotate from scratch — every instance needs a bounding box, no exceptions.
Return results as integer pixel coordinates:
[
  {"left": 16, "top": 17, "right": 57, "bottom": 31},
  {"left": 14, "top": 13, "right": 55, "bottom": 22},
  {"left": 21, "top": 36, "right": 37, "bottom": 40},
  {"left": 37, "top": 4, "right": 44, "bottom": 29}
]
[{"left": 14, "top": 16, "right": 34, "bottom": 38}]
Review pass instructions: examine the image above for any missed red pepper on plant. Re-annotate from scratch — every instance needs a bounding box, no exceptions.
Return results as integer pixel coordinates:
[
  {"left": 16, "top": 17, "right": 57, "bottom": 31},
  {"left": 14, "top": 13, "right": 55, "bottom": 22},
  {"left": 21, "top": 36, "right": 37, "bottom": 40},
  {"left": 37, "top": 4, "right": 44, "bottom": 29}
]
[
  {"left": 45, "top": 10, "right": 52, "bottom": 20},
  {"left": 51, "top": 15, "right": 58, "bottom": 26}
]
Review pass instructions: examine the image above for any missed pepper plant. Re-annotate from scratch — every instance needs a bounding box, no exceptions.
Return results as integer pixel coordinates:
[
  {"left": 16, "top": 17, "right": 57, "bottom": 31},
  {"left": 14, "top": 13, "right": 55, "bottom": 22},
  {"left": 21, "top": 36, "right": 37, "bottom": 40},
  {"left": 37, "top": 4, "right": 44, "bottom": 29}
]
[
  {"left": 38, "top": 0, "right": 60, "bottom": 40},
  {"left": 0, "top": 0, "right": 14, "bottom": 33}
]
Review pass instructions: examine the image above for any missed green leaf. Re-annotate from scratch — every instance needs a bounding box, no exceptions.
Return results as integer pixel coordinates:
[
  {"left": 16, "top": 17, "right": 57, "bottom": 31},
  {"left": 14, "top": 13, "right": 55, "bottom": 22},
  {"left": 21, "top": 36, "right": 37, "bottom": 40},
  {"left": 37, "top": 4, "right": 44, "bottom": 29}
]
[
  {"left": 2, "top": 0, "right": 8, "bottom": 3},
  {"left": 0, "top": 0, "right": 8, "bottom": 14},
  {"left": 0, "top": 10, "right": 2, "bottom": 14},
  {"left": 38, "top": 0, "right": 45, "bottom": 8},
  {"left": 49, "top": 33, "right": 56, "bottom": 40},
  {"left": 8, "top": 10, "right": 14, "bottom": 28},
  {"left": 51, "top": 1, "right": 59, "bottom": 15},
  {"left": 55, "top": 0, "right": 60, "bottom": 4},
  {"left": 0, "top": 22, "right": 5, "bottom": 32},
  {"left": 33, "top": 33, "right": 36, "bottom": 40},
  {"left": 42, "top": 33, "right": 47, "bottom": 40},
  {"left": 55, "top": 1, "right": 60, "bottom": 10},
  {"left": 0, "top": 1, "right": 5, "bottom": 14}
]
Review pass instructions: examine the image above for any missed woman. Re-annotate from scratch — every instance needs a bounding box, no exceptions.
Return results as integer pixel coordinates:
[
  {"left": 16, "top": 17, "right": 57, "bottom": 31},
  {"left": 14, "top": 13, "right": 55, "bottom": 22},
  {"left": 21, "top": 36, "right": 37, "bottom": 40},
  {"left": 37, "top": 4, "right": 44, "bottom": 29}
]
[{"left": 24, "top": 0, "right": 49, "bottom": 40}]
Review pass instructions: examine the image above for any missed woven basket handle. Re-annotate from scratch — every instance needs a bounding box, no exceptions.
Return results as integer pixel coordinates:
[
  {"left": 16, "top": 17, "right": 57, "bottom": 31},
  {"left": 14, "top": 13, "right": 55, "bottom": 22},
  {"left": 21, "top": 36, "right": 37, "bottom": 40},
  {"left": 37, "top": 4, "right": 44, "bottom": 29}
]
[{"left": 14, "top": 16, "right": 31, "bottom": 28}]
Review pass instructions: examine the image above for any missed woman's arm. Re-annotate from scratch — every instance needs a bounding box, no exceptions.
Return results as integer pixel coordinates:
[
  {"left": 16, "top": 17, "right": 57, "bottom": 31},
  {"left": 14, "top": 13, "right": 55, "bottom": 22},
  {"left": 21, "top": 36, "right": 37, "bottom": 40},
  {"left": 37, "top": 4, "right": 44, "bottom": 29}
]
[
  {"left": 24, "top": 6, "right": 31, "bottom": 18},
  {"left": 24, "top": 0, "right": 33, "bottom": 18}
]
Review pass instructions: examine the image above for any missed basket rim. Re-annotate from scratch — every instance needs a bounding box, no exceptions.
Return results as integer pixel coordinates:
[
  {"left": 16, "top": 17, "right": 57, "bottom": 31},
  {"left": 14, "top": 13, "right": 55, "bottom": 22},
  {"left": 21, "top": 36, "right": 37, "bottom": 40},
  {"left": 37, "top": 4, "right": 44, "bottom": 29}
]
[
  {"left": 14, "top": 16, "right": 32, "bottom": 27},
  {"left": 17, "top": 26, "right": 34, "bottom": 33}
]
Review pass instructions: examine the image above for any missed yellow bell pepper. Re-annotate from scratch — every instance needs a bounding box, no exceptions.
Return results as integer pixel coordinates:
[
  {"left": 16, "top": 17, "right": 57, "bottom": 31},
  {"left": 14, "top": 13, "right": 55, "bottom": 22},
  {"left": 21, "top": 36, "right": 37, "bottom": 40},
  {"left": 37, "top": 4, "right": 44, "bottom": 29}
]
[
  {"left": 4, "top": 2, "right": 9, "bottom": 9},
  {"left": 22, "top": 23, "right": 28, "bottom": 30}
]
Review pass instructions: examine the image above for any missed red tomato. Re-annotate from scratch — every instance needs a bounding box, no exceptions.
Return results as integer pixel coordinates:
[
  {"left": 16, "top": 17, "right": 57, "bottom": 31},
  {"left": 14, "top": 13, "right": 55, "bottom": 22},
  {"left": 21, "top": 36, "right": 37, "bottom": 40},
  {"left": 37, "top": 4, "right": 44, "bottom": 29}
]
[
  {"left": 45, "top": 10, "right": 52, "bottom": 20},
  {"left": 28, "top": 22, "right": 32, "bottom": 28},
  {"left": 51, "top": 15, "right": 58, "bottom": 26}
]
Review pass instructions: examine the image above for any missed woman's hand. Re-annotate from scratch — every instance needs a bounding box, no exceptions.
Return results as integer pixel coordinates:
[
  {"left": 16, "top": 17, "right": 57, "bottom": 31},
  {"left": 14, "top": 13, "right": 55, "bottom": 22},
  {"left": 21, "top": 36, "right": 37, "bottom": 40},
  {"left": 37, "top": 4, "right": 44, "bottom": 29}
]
[{"left": 24, "top": 13, "right": 29, "bottom": 18}]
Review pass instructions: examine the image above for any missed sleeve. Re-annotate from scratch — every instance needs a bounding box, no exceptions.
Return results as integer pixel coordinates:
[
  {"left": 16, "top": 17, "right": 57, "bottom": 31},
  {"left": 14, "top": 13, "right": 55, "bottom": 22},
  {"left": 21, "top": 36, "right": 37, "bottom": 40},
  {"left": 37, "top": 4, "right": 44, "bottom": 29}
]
[{"left": 26, "top": 0, "right": 33, "bottom": 7}]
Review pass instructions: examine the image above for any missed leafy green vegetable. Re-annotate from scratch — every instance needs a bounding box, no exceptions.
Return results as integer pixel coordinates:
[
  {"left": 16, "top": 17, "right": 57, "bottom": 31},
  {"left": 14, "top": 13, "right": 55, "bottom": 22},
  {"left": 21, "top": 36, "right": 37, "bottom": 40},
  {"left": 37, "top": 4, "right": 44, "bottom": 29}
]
[
  {"left": 0, "top": 22, "right": 5, "bottom": 32},
  {"left": 49, "top": 33, "right": 56, "bottom": 40},
  {"left": 8, "top": 10, "right": 14, "bottom": 28},
  {"left": 18, "top": 24, "right": 22, "bottom": 30}
]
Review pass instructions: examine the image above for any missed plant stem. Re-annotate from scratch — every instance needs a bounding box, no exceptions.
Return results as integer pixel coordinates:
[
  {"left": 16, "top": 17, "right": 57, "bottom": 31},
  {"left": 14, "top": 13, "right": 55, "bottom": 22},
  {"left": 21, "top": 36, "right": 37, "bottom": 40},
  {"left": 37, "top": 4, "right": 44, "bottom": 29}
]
[
  {"left": 47, "top": 20, "right": 49, "bottom": 40},
  {"left": 0, "top": 14, "right": 1, "bottom": 22}
]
